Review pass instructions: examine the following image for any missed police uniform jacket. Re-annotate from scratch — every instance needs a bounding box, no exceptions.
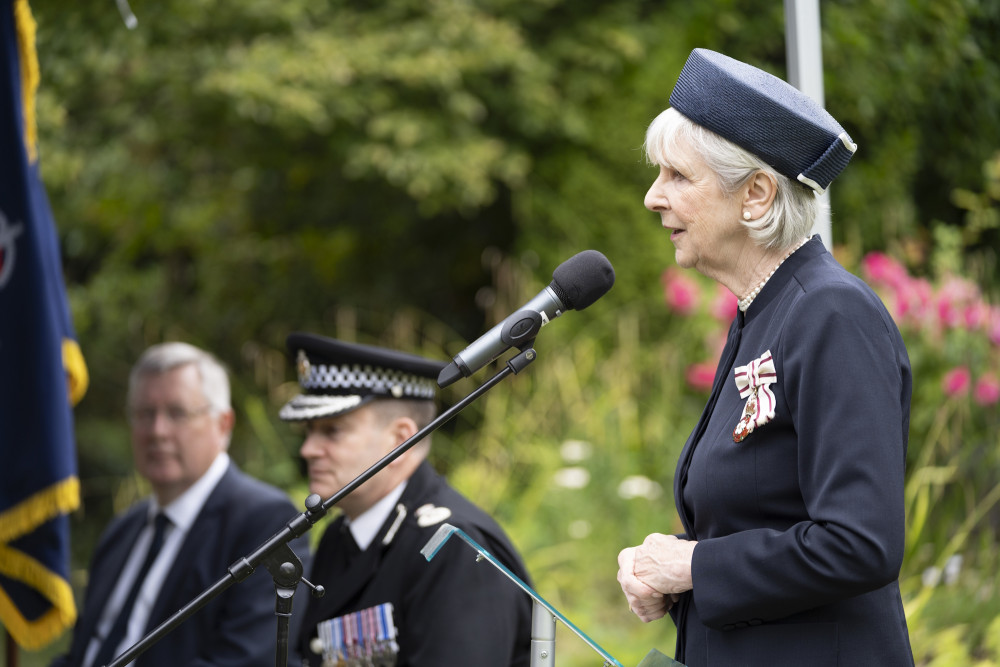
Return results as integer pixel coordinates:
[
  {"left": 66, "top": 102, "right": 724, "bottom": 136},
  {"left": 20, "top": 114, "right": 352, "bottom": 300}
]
[
  {"left": 298, "top": 460, "right": 532, "bottom": 667},
  {"left": 670, "top": 236, "right": 915, "bottom": 666},
  {"left": 52, "top": 462, "right": 310, "bottom": 667}
]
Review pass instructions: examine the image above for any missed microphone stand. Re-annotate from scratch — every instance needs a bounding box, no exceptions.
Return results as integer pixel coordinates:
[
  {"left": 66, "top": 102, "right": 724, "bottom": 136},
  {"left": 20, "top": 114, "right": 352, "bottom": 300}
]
[{"left": 104, "top": 345, "right": 540, "bottom": 667}]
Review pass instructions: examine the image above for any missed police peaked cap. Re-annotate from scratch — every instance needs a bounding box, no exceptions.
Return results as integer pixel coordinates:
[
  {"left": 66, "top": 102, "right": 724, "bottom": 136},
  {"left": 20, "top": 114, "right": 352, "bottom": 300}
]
[
  {"left": 669, "top": 48, "right": 857, "bottom": 194},
  {"left": 279, "top": 332, "right": 445, "bottom": 422}
]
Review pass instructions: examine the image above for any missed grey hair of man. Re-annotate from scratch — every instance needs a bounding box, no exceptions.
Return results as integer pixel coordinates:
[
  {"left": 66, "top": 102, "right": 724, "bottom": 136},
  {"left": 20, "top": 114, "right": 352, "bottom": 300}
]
[
  {"left": 644, "top": 107, "right": 821, "bottom": 249},
  {"left": 128, "top": 342, "right": 233, "bottom": 426}
]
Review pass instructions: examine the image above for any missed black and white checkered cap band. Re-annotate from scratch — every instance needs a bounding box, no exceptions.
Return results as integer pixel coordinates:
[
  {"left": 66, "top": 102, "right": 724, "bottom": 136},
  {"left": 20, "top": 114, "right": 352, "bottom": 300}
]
[{"left": 303, "top": 363, "right": 438, "bottom": 400}]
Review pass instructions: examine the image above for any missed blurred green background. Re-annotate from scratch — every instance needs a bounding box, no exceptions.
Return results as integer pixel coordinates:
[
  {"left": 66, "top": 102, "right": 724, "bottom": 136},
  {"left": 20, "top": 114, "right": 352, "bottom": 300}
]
[{"left": 7, "top": 0, "right": 1000, "bottom": 665}]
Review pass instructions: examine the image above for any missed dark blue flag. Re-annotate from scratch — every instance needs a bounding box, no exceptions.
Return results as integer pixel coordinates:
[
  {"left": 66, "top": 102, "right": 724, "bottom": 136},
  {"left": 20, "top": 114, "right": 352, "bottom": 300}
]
[{"left": 0, "top": 0, "right": 87, "bottom": 649}]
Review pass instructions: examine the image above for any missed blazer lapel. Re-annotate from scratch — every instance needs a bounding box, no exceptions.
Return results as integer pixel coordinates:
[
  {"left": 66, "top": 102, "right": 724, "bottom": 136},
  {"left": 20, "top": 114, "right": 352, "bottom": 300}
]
[
  {"left": 78, "top": 508, "right": 150, "bottom": 644},
  {"left": 674, "top": 312, "right": 744, "bottom": 538},
  {"left": 144, "top": 465, "right": 236, "bottom": 631}
]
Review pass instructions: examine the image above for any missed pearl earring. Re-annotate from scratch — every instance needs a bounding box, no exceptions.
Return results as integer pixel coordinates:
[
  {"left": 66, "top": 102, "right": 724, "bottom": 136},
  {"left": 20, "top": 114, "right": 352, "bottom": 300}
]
[{"left": 743, "top": 211, "right": 752, "bottom": 221}]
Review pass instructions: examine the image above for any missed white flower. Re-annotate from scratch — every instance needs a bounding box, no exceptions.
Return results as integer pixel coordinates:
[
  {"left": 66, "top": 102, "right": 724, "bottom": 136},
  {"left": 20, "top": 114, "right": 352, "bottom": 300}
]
[
  {"left": 617, "top": 475, "right": 663, "bottom": 500},
  {"left": 553, "top": 466, "right": 590, "bottom": 489},
  {"left": 559, "top": 440, "right": 593, "bottom": 463},
  {"left": 568, "top": 519, "right": 592, "bottom": 539},
  {"left": 921, "top": 555, "right": 963, "bottom": 588},
  {"left": 943, "top": 554, "right": 962, "bottom": 585}
]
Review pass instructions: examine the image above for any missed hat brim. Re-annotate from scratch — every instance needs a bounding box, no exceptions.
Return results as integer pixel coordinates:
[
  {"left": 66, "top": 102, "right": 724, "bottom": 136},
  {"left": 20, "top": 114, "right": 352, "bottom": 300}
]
[{"left": 278, "top": 394, "right": 375, "bottom": 422}]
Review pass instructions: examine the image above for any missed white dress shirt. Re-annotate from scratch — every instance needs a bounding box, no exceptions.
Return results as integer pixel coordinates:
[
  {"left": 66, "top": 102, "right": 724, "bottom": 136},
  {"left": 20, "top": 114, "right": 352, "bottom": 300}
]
[{"left": 345, "top": 480, "right": 407, "bottom": 551}]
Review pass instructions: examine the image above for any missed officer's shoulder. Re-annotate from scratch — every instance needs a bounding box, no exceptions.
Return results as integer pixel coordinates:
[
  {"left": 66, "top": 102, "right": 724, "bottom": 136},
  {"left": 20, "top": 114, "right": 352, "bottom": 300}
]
[{"left": 405, "top": 486, "right": 498, "bottom": 537}]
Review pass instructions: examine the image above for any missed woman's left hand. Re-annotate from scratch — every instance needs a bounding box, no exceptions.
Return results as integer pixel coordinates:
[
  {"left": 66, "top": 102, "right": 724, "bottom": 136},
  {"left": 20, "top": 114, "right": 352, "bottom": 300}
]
[{"left": 618, "top": 546, "right": 674, "bottom": 622}]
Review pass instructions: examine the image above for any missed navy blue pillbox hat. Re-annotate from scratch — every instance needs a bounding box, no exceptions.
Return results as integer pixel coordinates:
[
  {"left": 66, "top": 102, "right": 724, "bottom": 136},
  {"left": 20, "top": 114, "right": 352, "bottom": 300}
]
[
  {"left": 669, "top": 48, "right": 857, "bottom": 194},
  {"left": 279, "top": 332, "right": 445, "bottom": 422}
]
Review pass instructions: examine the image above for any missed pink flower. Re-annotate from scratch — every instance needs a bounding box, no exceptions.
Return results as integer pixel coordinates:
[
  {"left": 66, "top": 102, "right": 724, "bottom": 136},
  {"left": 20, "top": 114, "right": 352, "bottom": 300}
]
[
  {"left": 685, "top": 362, "right": 717, "bottom": 392},
  {"left": 988, "top": 307, "right": 1000, "bottom": 347},
  {"left": 935, "top": 276, "right": 980, "bottom": 330},
  {"left": 894, "top": 277, "right": 934, "bottom": 327},
  {"left": 709, "top": 284, "right": 738, "bottom": 323},
  {"left": 861, "top": 252, "right": 908, "bottom": 289},
  {"left": 973, "top": 375, "right": 1000, "bottom": 406},
  {"left": 963, "top": 303, "right": 988, "bottom": 330},
  {"left": 661, "top": 267, "right": 699, "bottom": 316},
  {"left": 942, "top": 366, "right": 971, "bottom": 397}
]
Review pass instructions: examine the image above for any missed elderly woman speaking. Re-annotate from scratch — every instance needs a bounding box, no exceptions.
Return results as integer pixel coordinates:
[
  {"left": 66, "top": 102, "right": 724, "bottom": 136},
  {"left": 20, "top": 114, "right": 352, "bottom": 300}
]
[{"left": 617, "top": 49, "right": 914, "bottom": 666}]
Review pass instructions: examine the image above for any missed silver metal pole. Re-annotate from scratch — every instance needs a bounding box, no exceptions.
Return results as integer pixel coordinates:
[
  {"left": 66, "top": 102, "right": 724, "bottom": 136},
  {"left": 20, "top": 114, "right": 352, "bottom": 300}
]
[
  {"left": 530, "top": 600, "right": 557, "bottom": 667},
  {"left": 784, "top": 0, "right": 832, "bottom": 249}
]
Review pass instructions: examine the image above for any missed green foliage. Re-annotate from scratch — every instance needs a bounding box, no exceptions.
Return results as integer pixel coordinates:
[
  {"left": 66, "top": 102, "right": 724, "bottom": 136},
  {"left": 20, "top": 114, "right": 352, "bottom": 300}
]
[{"left": 823, "top": 0, "right": 1000, "bottom": 261}]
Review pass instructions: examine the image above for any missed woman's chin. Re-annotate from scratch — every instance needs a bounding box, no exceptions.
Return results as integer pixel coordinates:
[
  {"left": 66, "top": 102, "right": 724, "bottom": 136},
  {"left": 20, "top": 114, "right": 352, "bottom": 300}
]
[{"left": 673, "top": 249, "right": 696, "bottom": 270}]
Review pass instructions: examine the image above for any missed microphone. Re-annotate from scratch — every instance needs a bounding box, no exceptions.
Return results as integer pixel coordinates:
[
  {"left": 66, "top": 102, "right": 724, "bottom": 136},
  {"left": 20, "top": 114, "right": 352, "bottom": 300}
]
[{"left": 438, "top": 250, "right": 615, "bottom": 387}]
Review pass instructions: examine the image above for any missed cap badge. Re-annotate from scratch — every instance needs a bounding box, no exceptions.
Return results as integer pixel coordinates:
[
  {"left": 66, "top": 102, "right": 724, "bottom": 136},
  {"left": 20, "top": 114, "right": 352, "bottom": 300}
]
[{"left": 296, "top": 349, "right": 311, "bottom": 382}]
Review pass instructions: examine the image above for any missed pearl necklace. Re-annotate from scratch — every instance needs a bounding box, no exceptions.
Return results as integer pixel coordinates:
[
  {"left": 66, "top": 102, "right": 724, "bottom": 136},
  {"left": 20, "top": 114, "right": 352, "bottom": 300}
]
[{"left": 737, "top": 237, "right": 809, "bottom": 312}]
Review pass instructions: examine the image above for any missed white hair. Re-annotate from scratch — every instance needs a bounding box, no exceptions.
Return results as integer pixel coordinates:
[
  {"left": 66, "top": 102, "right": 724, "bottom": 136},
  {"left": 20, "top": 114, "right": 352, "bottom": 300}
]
[
  {"left": 643, "top": 107, "right": 821, "bottom": 249},
  {"left": 128, "top": 342, "right": 232, "bottom": 415}
]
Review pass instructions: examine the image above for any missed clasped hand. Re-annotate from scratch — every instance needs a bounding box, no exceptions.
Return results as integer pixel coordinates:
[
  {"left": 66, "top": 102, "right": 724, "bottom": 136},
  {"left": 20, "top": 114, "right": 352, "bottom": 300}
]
[{"left": 617, "top": 533, "right": 697, "bottom": 622}]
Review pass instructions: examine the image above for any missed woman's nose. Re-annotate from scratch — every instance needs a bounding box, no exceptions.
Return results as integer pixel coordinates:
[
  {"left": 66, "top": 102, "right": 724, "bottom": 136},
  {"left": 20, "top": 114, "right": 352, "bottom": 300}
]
[{"left": 645, "top": 180, "right": 667, "bottom": 212}]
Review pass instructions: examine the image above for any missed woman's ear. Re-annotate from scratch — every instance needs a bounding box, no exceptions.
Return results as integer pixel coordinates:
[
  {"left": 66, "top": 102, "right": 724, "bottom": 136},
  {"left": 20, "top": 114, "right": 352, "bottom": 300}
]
[{"left": 743, "top": 170, "right": 778, "bottom": 218}]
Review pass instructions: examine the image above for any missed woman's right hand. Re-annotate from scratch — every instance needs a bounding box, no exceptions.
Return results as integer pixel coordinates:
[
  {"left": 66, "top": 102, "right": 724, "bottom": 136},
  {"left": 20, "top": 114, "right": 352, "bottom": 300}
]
[{"left": 617, "top": 545, "right": 678, "bottom": 622}]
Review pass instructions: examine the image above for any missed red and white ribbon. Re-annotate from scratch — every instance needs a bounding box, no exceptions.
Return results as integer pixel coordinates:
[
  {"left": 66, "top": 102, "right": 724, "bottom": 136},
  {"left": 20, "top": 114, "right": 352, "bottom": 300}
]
[{"left": 732, "top": 350, "right": 777, "bottom": 442}]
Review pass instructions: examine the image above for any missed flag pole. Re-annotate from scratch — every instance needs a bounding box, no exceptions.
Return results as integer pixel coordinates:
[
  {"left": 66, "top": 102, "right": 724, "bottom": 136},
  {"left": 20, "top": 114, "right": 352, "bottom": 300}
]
[
  {"left": 6, "top": 632, "right": 20, "bottom": 667},
  {"left": 784, "top": 0, "right": 831, "bottom": 249}
]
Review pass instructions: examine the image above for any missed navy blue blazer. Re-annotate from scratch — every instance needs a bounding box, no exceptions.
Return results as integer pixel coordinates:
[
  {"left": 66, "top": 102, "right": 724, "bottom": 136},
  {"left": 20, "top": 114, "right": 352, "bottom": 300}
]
[
  {"left": 52, "top": 462, "right": 310, "bottom": 667},
  {"left": 669, "top": 237, "right": 914, "bottom": 666},
  {"left": 297, "top": 461, "right": 533, "bottom": 667}
]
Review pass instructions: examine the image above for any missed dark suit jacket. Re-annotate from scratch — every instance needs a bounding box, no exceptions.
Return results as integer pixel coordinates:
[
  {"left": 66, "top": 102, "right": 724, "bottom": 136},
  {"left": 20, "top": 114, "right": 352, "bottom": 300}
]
[
  {"left": 670, "top": 237, "right": 914, "bottom": 666},
  {"left": 52, "top": 462, "right": 310, "bottom": 667},
  {"left": 298, "top": 461, "right": 533, "bottom": 667}
]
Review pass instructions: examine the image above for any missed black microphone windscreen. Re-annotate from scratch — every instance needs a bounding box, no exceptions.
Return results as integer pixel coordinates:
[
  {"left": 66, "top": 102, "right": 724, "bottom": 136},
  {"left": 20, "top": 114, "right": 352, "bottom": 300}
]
[{"left": 550, "top": 250, "right": 615, "bottom": 310}]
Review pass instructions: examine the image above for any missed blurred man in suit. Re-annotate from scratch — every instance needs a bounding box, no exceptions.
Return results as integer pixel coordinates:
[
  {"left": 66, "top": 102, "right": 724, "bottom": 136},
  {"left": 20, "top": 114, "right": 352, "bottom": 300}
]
[
  {"left": 52, "top": 342, "right": 309, "bottom": 667},
  {"left": 280, "top": 332, "right": 532, "bottom": 666}
]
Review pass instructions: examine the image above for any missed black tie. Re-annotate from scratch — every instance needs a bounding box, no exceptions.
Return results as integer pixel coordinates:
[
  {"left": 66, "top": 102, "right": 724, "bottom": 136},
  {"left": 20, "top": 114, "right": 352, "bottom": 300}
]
[{"left": 92, "top": 512, "right": 171, "bottom": 667}]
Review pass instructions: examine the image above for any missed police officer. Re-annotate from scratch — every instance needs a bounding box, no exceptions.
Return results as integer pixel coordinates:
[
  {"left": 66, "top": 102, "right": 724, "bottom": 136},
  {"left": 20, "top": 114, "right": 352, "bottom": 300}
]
[{"left": 281, "top": 333, "right": 532, "bottom": 666}]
